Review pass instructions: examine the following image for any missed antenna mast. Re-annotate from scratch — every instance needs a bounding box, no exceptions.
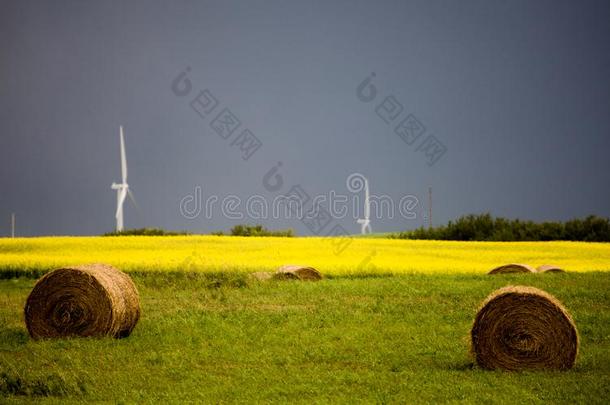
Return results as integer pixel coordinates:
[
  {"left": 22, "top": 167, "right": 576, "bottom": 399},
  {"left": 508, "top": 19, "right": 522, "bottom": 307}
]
[{"left": 428, "top": 187, "right": 432, "bottom": 230}]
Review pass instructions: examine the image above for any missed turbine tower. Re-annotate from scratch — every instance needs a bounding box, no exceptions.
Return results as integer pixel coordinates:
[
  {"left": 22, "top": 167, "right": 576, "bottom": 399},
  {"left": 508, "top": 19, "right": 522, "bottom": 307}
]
[
  {"left": 356, "top": 176, "right": 372, "bottom": 235},
  {"left": 111, "top": 126, "right": 136, "bottom": 232}
]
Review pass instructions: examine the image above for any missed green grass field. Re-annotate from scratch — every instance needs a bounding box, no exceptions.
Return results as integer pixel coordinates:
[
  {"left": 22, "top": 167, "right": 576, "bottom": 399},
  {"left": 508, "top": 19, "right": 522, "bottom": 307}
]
[{"left": 2, "top": 271, "right": 609, "bottom": 403}]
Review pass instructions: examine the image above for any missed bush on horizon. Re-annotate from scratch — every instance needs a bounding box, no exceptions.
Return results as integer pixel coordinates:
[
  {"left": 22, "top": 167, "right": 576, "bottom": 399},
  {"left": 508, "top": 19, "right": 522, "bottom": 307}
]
[
  {"left": 212, "top": 224, "right": 294, "bottom": 237},
  {"left": 103, "top": 228, "right": 190, "bottom": 237}
]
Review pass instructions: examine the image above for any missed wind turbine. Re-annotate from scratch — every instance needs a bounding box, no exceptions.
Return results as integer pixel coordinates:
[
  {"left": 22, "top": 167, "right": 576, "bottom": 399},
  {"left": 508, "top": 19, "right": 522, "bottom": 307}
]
[
  {"left": 356, "top": 176, "right": 372, "bottom": 235},
  {"left": 111, "top": 126, "right": 136, "bottom": 232}
]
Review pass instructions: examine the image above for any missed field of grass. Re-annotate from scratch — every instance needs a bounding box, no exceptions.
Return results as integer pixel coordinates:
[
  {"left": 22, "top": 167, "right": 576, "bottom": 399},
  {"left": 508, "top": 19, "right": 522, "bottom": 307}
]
[
  {"left": 1, "top": 272, "right": 609, "bottom": 403},
  {"left": 1, "top": 236, "right": 609, "bottom": 277},
  {"left": 1, "top": 236, "right": 609, "bottom": 402}
]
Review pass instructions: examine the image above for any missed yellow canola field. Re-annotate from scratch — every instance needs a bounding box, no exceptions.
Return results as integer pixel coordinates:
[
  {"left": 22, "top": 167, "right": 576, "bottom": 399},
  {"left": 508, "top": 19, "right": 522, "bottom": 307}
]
[{"left": 0, "top": 236, "right": 609, "bottom": 276}]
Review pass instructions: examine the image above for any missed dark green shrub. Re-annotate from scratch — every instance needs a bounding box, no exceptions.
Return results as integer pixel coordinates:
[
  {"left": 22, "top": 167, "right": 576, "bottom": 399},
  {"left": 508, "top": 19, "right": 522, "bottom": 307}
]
[
  {"left": 103, "top": 228, "right": 190, "bottom": 236},
  {"left": 213, "top": 224, "right": 294, "bottom": 237}
]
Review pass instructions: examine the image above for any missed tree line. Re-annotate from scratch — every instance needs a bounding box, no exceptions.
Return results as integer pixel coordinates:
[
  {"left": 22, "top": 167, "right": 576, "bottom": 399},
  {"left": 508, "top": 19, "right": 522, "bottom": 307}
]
[{"left": 391, "top": 214, "right": 610, "bottom": 242}]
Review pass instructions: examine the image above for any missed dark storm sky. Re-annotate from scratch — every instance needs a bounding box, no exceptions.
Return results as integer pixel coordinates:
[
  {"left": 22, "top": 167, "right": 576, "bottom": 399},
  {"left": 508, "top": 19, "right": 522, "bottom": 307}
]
[{"left": 1, "top": 0, "right": 609, "bottom": 236}]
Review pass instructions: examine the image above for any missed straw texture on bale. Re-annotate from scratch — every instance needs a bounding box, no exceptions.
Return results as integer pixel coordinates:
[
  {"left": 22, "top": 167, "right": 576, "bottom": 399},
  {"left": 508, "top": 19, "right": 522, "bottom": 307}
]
[
  {"left": 488, "top": 263, "right": 536, "bottom": 275},
  {"left": 537, "top": 264, "right": 566, "bottom": 273},
  {"left": 471, "top": 285, "right": 578, "bottom": 371},
  {"left": 276, "top": 265, "right": 322, "bottom": 281},
  {"left": 25, "top": 263, "right": 140, "bottom": 339}
]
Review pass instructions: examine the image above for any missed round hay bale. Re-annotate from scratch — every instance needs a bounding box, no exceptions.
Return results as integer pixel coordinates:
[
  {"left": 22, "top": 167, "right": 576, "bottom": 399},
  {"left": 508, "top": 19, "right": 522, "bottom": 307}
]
[
  {"left": 488, "top": 263, "right": 536, "bottom": 275},
  {"left": 24, "top": 263, "right": 140, "bottom": 339},
  {"left": 275, "top": 265, "right": 322, "bottom": 281},
  {"left": 471, "top": 285, "right": 578, "bottom": 371},
  {"left": 537, "top": 264, "right": 566, "bottom": 273}
]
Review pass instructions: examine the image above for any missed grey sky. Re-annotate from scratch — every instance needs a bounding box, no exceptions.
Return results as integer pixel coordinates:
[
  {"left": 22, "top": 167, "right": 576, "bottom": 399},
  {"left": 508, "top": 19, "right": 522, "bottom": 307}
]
[{"left": 1, "top": 0, "right": 609, "bottom": 236}]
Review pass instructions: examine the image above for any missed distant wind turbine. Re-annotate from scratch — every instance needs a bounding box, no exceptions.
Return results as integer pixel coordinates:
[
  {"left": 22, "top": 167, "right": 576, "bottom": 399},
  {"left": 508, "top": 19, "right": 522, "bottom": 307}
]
[
  {"left": 111, "top": 126, "right": 137, "bottom": 232},
  {"left": 356, "top": 176, "right": 372, "bottom": 235}
]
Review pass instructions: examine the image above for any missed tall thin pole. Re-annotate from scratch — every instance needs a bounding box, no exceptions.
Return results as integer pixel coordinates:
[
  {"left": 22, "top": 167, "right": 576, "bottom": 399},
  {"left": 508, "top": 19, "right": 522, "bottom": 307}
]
[
  {"left": 11, "top": 213, "right": 15, "bottom": 238},
  {"left": 428, "top": 187, "right": 432, "bottom": 230}
]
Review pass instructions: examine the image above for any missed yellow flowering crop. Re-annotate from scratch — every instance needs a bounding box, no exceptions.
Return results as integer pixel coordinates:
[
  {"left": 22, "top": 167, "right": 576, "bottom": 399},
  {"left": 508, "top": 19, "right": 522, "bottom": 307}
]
[{"left": 0, "top": 236, "right": 608, "bottom": 276}]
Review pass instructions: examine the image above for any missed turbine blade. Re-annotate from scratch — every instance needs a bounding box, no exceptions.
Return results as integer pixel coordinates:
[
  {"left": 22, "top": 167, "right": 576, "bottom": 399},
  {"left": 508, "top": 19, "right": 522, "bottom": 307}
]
[
  {"left": 120, "top": 126, "right": 128, "bottom": 183},
  {"left": 116, "top": 188, "right": 127, "bottom": 219},
  {"left": 127, "top": 188, "right": 139, "bottom": 210}
]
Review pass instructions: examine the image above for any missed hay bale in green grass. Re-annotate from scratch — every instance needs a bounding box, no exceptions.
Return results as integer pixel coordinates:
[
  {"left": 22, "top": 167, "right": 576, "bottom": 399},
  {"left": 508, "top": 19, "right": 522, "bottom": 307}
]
[
  {"left": 488, "top": 263, "right": 536, "bottom": 275},
  {"left": 25, "top": 264, "right": 140, "bottom": 339},
  {"left": 275, "top": 265, "right": 322, "bottom": 281},
  {"left": 471, "top": 285, "right": 578, "bottom": 371}
]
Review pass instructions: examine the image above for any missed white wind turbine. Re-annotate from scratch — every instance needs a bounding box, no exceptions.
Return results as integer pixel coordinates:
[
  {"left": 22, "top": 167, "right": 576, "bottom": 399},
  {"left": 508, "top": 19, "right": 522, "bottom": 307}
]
[
  {"left": 111, "top": 126, "right": 137, "bottom": 232},
  {"left": 356, "top": 176, "right": 372, "bottom": 235}
]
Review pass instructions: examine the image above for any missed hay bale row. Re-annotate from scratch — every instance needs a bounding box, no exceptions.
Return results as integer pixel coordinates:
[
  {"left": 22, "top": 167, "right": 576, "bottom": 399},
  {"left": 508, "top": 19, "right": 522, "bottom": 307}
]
[
  {"left": 22, "top": 263, "right": 581, "bottom": 373},
  {"left": 24, "top": 261, "right": 320, "bottom": 340},
  {"left": 488, "top": 263, "right": 565, "bottom": 274},
  {"left": 24, "top": 264, "right": 140, "bottom": 339},
  {"left": 471, "top": 285, "right": 578, "bottom": 371}
]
